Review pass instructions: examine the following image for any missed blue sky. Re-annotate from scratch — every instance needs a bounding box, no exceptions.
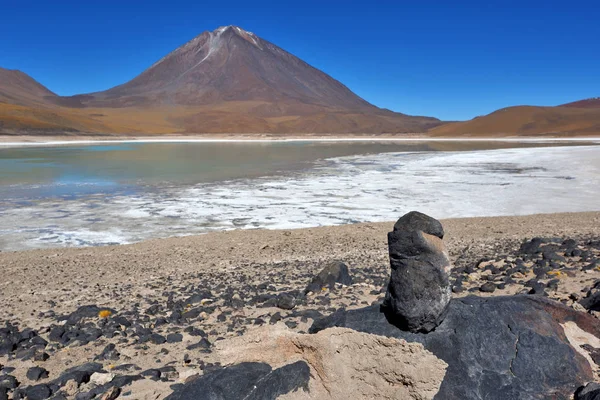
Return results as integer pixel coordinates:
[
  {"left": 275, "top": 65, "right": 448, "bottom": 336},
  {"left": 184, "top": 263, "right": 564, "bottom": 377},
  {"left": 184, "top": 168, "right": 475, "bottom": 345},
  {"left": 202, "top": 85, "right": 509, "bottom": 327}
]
[{"left": 1, "top": 0, "right": 598, "bottom": 121}]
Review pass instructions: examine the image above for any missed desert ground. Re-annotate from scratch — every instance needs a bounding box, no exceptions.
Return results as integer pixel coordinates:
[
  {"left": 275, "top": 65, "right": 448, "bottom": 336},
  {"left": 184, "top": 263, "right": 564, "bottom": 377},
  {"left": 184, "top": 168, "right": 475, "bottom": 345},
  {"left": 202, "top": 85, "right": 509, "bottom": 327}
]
[{"left": 1, "top": 212, "right": 600, "bottom": 398}]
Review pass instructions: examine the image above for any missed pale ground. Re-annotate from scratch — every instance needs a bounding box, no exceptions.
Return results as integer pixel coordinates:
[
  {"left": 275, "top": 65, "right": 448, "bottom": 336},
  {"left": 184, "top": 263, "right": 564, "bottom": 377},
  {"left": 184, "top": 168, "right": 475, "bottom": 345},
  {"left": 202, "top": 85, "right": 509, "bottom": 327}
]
[
  {"left": 1, "top": 212, "right": 600, "bottom": 399},
  {"left": 1, "top": 212, "right": 599, "bottom": 325},
  {"left": 1, "top": 134, "right": 600, "bottom": 146}
]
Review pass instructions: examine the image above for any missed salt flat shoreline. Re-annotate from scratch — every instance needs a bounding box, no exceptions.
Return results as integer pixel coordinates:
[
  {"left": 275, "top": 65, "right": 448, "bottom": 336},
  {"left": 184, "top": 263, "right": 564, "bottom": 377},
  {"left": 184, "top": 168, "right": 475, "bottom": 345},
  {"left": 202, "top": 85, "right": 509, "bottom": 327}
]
[{"left": 1, "top": 134, "right": 600, "bottom": 147}]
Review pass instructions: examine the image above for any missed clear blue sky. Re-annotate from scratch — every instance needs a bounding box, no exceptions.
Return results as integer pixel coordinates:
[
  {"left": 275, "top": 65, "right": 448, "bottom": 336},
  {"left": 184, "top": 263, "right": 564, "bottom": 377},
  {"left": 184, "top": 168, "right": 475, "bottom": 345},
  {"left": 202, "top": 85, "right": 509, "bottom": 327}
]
[{"left": 1, "top": 0, "right": 598, "bottom": 121}]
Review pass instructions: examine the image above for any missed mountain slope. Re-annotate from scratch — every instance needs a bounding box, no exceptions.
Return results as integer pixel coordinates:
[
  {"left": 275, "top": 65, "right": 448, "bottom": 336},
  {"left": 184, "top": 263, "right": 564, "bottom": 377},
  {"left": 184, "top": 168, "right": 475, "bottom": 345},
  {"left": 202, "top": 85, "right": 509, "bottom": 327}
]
[
  {"left": 560, "top": 97, "right": 600, "bottom": 109},
  {"left": 83, "top": 26, "right": 375, "bottom": 111},
  {"left": 51, "top": 25, "right": 440, "bottom": 134},
  {"left": 0, "top": 67, "right": 57, "bottom": 107},
  {"left": 429, "top": 104, "right": 600, "bottom": 137}
]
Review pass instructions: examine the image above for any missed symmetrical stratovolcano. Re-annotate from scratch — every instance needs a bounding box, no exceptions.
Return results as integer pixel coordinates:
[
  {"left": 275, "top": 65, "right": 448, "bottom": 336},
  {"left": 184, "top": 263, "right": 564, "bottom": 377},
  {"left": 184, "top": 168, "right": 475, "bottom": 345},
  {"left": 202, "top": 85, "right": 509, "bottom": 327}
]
[
  {"left": 0, "top": 26, "right": 440, "bottom": 135},
  {"left": 0, "top": 26, "right": 598, "bottom": 136}
]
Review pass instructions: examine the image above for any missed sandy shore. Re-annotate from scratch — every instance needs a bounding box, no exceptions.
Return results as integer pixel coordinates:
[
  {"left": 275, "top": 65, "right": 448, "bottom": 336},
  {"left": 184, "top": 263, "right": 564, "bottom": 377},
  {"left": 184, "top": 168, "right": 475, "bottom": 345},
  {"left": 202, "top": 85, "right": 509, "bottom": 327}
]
[
  {"left": 2, "top": 212, "right": 599, "bottom": 325},
  {"left": 1, "top": 133, "right": 600, "bottom": 147},
  {"left": 1, "top": 212, "right": 599, "bottom": 398}
]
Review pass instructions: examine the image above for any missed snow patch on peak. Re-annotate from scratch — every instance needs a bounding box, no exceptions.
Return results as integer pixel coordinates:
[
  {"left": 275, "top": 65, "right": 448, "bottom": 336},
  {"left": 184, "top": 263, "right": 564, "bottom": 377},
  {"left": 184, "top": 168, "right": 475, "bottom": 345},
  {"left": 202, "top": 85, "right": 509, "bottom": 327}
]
[
  {"left": 215, "top": 25, "right": 231, "bottom": 35},
  {"left": 214, "top": 25, "right": 256, "bottom": 37}
]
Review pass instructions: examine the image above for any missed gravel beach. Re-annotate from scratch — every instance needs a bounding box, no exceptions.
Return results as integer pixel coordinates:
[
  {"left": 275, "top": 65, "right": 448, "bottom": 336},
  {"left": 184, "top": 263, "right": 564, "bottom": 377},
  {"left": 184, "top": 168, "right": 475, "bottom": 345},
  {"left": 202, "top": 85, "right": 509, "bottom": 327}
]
[{"left": 1, "top": 211, "right": 600, "bottom": 399}]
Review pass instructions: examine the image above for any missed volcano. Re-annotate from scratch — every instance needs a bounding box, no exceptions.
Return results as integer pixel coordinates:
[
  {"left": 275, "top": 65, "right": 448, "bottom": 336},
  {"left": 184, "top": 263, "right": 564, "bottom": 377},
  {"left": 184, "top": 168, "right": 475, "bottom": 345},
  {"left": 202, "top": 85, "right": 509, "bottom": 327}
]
[{"left": 0, "top": 26, "right": 441, "bottom": 135}]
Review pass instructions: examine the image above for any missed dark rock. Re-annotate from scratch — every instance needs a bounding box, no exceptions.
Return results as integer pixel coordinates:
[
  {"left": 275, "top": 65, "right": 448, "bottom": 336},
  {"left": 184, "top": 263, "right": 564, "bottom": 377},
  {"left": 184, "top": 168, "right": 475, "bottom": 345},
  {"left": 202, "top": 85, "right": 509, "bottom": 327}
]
[
  {"left": 165, "top": 361, "right": 310, "bottom": 400},
  {"left": 26, "top": 367, "right": 49, "bottom": 381},
  {"left": 25, "top": 384, "right": 52, "bottom": 400},
  {"left": 111, "top": 364, "right": 141, "bottom": 372},
  {"left": 543, "top": 250, "right": 566, "bottom": 262},
  {"left": 276, "top": 294, "right": 296, "bottom": 310},
  {"left": 269, "top": 312, "right": 282, "bottom": 324},
  {"left": 0, "top": 375, "right": 19, "bottom": 390},
  {"left": 186, "top": 338, "right": 211, "bottom": 351},
  {"left": 63, "top": 305, "right": 116, "bottom": 325},
  {"left": 54, "top": 362, "right": 104, "bottom": 386},
  {"left": 310, "top": 295, "right": 599, "bottom": 399},
  {"left": 149, "top": 334, "right": 167, "bottom": 345},
  {"left": 95, "top": 344, "right": 120, "bottom": 361},
  {"left": 528, "top": 281, "right": 548, "bottom": 296},
  {"left": 581, "top": 344, "right": 600, "bottom": 365},
  {"left": 0, "top": 387, "right": 7, "bottom": 400},
  {"left": 580, "top": 291, "right": 600, "bottom": 311},
  {"left": 519, "top": 238, "right": 543, "bottom": 255},
  {"left": 575, "top": 382, "right": 600, "bottom": 400},
  {"left": 111, "top": 374, "right": 142, "bottom": 388},
  {"left": 141, "top": 369, "right": 161, "bottom": 381},
  {"left": 184, "top": 291, "right": 212, "bottom": 305},
  {"left": 382, "top": 211, "right": 451, "bottom": 333},
  {"left": 304, "top": 261, "right": 352, "bottom": 294},
  {"left": 393, "top": 210, "right": 444, "bottom": 239},
  {"left": 48, "top": 326, "right": 66, "bottom": 343},
  {"left": 34, "top": 352, "right": 50, "bottom": 362},
  {"left": 479, "top": 282, "right": 496, "bottom": 293},
  {"left": 166, "top": 333, "right": 183, "bottom": 343}
]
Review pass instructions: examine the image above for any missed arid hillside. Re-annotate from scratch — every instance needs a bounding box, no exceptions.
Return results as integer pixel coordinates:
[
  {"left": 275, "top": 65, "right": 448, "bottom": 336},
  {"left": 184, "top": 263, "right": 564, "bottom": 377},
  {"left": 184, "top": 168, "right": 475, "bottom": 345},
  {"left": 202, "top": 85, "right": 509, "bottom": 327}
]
[{"left": 429, "top": 103, "right": 600, "bottom": 137}]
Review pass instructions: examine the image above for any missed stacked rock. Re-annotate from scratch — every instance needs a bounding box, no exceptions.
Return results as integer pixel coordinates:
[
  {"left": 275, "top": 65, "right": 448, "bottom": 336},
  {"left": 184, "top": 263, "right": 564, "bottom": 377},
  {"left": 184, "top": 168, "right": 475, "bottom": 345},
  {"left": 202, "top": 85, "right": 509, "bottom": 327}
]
[{"left": 381, "top": 211, "right": 452, "bottom": 333}]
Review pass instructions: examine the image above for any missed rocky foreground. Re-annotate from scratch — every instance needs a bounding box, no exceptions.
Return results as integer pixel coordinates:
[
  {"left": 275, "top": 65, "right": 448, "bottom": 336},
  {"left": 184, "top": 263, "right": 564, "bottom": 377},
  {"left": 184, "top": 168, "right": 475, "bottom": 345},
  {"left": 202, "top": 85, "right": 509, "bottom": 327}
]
[{"left": 1, "top": 212, "right": 600, "bottom": 399}]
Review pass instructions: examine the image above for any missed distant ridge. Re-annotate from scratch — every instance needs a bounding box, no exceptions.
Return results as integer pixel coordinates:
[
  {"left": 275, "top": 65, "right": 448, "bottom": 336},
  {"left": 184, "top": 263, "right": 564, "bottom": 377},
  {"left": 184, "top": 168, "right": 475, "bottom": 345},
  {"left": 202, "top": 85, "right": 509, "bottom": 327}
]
[
  {"left": 560, "top": 97, "right": 600, "bottom": 109},
  {"left": 429, "top": 100, "right": 600, "bottom": 137}
]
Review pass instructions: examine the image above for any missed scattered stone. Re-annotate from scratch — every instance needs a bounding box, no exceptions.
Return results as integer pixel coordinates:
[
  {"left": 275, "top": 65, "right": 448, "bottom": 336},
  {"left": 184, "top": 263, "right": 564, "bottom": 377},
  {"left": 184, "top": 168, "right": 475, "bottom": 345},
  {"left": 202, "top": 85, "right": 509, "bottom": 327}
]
[
  {"left": 26, "top": 367, "right": 49, "bottom": 381},
  {"left": 54, "top": 362, "right": 104, "bottom": 386},
  {"left": 149, "top": 334, "right": 167, "bottom": 345},
  {"left": 33, "top": 352, "right": 50, "bottom": 362},
  {"left": 95, "top": 344, "right": 120, "bottom": 361},
  {"left": 101, "top": 386, "right": 121, "bottom": 400},
  {"left": 63, "top": 305, "right": 116, "bottom": 325},
  {"left": 276, "top": 294, "right": 296, "bottom": 310},
  {"left": 575, "top": 382, "right": 600, "bottom": 400},
  {"left": 166, "top": 333, "right": 183, "bottom": 343},
  {"left": 25, "top": 384, "right": 52, "bottom": 400},
  {"left": 580, "top": 291, "right": 600, "bottom": 311},
  {"left": 479, "top": 282, "right": 496, "bottom": 293},
  {"left": 0, "top": 375, "right": 19, "bottom": 390},
  {"left": 304, "top": 261, "right": 352, "bottom": 294},
  {"left": 141, "top": 369, "right": 161, "bottom": 381},
  {"left": 186, "top": 338, "right": 211, "bottom": 351}
]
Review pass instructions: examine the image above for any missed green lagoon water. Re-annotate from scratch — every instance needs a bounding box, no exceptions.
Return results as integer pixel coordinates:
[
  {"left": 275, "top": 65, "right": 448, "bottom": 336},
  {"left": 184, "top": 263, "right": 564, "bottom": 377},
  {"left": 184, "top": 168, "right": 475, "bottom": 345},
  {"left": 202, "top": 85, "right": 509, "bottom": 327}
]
[{"left": 1, "top": 140, "right": 599, "bottom": 250}]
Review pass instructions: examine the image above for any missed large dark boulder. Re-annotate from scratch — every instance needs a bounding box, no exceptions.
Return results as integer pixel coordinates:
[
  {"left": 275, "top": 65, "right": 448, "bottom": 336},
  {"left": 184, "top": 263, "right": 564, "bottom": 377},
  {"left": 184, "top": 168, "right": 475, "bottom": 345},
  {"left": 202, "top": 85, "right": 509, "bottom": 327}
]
[
  {"left": 304, "top": 261, "right": 352, "bottom": 294},
  {"left": 310, "top": 295, "right": 600, "bottom": 400},
  {"left": 165, "top": 361, "right": 310, "bottom": 400},
  {"left": 576, "top": 383, "right": 600, "bottom": 400},
  {"left": 382, "top": 211, "right": 451, "bottom": 332}
]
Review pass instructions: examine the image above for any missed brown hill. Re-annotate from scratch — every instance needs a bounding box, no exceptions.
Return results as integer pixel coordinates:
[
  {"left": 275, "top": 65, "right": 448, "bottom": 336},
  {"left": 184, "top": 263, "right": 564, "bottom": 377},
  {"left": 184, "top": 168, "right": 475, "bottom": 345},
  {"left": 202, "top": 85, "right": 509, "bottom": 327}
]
[
  {"left": 0, "top": 67, "right": 57, "bottom": 107},
  {"left": 560, "top": 97, "right": 600, "bottom": 109},
  {"left": 429, "top": 104, "right": 600, "bottom": 137},
  {"left": 0, "top": 26, "right": 441, "bottom": 135}
]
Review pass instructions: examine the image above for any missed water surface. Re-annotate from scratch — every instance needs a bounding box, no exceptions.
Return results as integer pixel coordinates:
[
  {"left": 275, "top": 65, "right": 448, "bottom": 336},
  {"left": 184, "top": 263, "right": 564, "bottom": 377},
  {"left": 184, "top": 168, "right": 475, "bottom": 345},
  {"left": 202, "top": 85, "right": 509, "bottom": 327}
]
[{"left": 1, "top": 140, "right": 599, "bottom": 250}]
